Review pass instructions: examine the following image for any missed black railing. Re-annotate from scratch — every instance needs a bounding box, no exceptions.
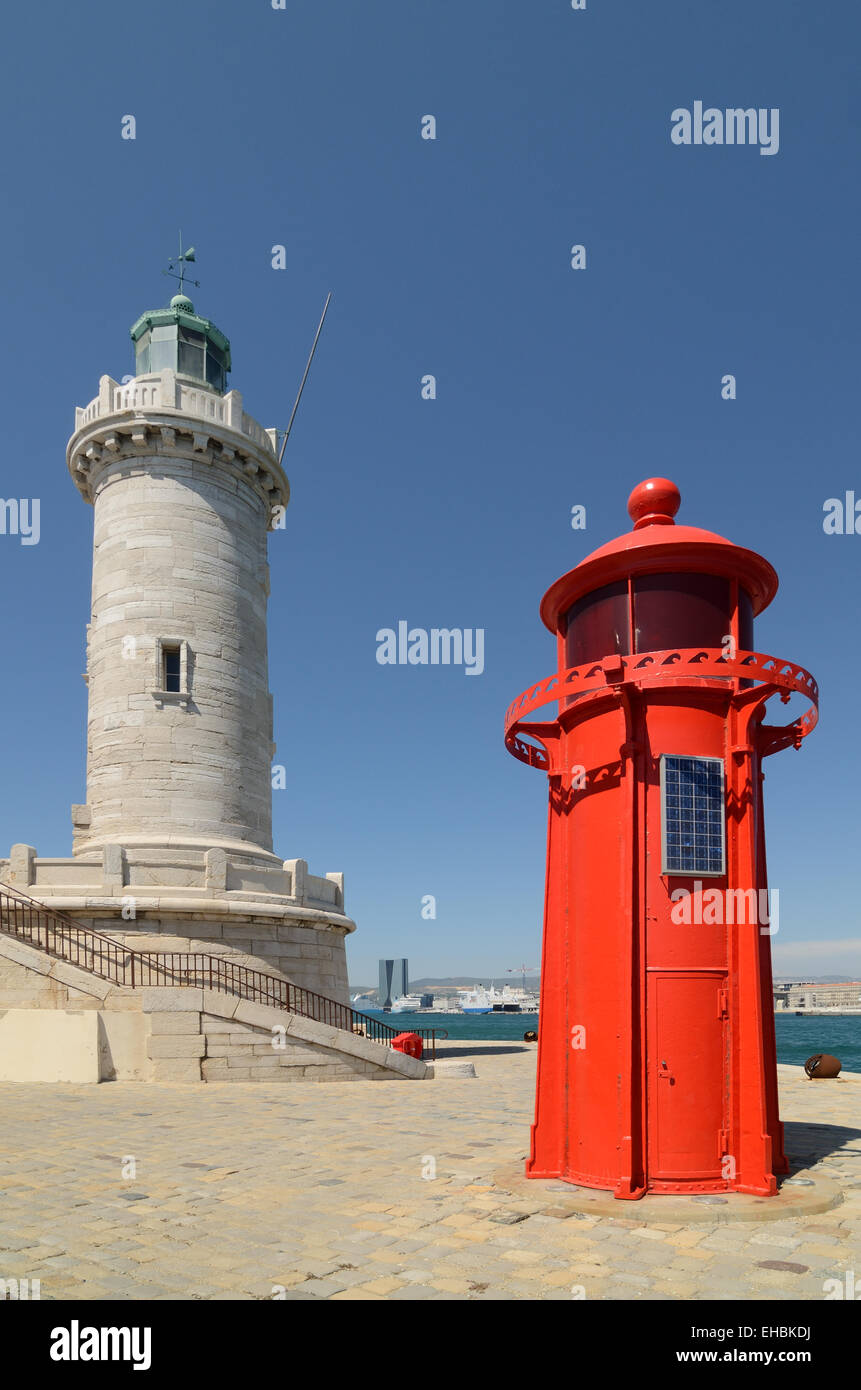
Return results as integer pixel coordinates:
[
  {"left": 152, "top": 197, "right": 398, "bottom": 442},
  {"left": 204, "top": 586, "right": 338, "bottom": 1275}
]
[{"left": 0, "top": 883, "right": 444, "bottom": 1058}]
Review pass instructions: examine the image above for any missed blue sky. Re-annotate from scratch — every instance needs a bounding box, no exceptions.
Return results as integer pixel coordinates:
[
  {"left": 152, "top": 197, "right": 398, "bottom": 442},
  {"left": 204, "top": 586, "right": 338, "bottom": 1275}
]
[{"left": 0, "top": 0, "right": 858, "bottom": 983}]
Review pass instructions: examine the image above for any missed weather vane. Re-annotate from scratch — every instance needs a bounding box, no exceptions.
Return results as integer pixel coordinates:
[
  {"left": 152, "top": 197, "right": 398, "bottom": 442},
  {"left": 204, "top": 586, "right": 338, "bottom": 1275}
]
[{"left": 162, "top": 231, "right": 200, "bottom": 297}]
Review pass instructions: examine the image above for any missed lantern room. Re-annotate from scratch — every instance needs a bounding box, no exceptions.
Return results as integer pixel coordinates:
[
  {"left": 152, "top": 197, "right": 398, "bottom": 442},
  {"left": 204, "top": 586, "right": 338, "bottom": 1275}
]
[{"left": 129, "top": 294, "right": 231, "bottom": 394}]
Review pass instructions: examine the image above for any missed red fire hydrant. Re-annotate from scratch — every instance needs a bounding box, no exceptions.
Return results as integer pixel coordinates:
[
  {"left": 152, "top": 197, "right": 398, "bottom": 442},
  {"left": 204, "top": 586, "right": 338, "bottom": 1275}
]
[{"left": 505, "top": 479, "right": 818, "bottom": 1199}]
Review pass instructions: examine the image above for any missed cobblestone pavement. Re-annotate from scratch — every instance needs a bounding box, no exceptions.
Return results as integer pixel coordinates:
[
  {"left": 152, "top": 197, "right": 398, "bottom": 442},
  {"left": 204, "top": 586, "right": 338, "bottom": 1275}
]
[{"left": 0, "top": 1045, "right": 859, "bottom": 1301}]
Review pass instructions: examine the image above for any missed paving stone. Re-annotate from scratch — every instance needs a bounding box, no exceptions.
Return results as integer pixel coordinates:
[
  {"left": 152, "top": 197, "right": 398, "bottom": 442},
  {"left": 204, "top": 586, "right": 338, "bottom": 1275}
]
[
  {"left": 292, "top": 1277, "right": 349, "bottom": 1297},
  {"left": 0, "top": 1051, "right": 856, "bottom": 1301},
  {"left": 755, "top": 1259, "right": 810, "bottom": 1274}
]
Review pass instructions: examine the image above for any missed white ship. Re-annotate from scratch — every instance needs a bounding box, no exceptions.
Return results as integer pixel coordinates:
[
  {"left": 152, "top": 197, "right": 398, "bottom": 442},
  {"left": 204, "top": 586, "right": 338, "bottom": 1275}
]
[
  {"left": 350, "top": 993, "right": 379, "bottom": 1011},
  {"left": 458, "top": 984, "right": 539, "bottom": 1015},
  {"left": 390, "top": 993, "right": 425, "bottom": 1013}
]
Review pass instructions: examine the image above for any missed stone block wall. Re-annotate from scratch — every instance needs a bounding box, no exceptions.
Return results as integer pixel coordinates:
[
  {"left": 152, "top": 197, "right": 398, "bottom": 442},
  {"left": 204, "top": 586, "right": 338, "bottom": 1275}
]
[
  {"left": 0, "top": 852, "right": 353, "bottom": 1005},
  {"left": 81, "top": 448, "right": 276, "bottom": 855},
  {"left": 0, "top": 934, "right": 136, "bottom": 1013},
  {"left": 66, "top": 914, "right": 351, "bottom": 1003},
  {"left": 0, "top": 935, "right": 149, "bottom": 1080}
]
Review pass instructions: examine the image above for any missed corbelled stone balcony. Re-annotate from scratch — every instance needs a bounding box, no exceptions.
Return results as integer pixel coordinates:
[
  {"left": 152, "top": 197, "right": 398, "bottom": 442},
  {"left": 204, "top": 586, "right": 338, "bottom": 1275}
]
[{"left": 67, "top": 369, "right": 288, "bottom": 518}]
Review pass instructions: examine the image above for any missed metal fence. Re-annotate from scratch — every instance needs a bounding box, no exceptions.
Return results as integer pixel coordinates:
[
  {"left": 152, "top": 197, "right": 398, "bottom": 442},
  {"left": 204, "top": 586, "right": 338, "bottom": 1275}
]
[{"left": 0, "top": 883, "right": 443, "bottom": 1058}]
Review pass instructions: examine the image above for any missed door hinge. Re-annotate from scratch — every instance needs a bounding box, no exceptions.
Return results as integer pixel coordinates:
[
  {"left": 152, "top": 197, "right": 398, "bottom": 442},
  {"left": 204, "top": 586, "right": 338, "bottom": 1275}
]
[{"left": 717, "top": 989, "right": 729, "bottom": 1019}]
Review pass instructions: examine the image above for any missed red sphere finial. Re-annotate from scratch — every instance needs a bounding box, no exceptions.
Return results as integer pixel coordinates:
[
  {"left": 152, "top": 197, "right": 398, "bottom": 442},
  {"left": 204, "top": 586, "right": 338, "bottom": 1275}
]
[{"left": 627, "top": 477, "right": 681, "bottom": 530}]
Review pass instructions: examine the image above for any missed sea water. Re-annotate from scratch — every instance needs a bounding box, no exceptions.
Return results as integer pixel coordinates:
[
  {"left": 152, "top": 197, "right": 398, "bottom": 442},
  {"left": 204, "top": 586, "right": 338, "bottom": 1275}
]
[
  {"left": 383, "top": 1010, "right": 861, "bottom": 1073},
  {"left": 774, "top": 1014, "right": 861, "bottom": 1073}
]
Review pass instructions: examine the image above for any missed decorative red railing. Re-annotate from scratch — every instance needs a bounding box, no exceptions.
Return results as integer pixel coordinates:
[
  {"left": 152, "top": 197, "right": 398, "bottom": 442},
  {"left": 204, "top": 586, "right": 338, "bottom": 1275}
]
[
  {"left": 505, "top": 646, "right": 819, "bottom": 770},
  {"left": 0, "top": 883, "right": 443, "bottom": 1058}
]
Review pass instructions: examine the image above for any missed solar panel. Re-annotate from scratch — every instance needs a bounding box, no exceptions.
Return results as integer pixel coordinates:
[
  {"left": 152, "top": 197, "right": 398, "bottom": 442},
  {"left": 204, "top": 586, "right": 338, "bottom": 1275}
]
[{"left": 660, "top": 755, "right": 725, "bottom": 877}]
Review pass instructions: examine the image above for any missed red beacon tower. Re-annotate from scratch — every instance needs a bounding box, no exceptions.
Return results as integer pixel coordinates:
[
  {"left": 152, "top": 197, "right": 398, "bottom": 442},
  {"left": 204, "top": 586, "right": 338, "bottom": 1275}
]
[{"left": 505, "top": 479, "right": 818, "bottom": 1199}]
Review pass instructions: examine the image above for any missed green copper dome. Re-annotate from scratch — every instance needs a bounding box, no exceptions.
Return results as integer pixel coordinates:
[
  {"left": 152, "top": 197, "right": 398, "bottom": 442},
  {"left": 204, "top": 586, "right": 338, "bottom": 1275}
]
[{"left": 130, "top": 299, "right": 231, "bottom": 394}]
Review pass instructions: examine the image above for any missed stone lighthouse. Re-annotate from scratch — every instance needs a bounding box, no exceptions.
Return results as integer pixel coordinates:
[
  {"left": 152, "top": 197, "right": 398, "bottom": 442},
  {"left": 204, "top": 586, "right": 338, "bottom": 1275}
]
[{"left": 1, "top": 277, "right": 354, "bottom": 1002}]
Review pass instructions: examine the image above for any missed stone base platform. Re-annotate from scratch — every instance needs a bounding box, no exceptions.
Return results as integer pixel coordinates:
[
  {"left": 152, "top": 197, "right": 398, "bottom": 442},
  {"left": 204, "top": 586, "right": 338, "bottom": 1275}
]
[
  {"left": 1, "top": 843, "right": 355, "bottom": 1002},
  {"left": 491, "top": 1161, "right": 844, "bottom": 1224}
]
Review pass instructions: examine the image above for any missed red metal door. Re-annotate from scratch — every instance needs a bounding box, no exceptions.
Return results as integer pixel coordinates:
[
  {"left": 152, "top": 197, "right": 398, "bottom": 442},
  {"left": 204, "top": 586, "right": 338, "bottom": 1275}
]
[{"left": 647, "top": 971, "right": 728, "bottom": 1186}]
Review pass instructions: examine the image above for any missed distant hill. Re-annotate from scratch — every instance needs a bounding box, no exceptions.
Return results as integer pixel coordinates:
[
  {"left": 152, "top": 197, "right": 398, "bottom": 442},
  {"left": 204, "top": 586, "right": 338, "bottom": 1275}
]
[
  {"left": 351, "top": 973, "right": 857, "bottom": 996},
  {"left": 773, "top": 975, "right": 857, "bottom": 984},
  {"left": 350, "top": 975, "right": 540, "bottom": 994}
]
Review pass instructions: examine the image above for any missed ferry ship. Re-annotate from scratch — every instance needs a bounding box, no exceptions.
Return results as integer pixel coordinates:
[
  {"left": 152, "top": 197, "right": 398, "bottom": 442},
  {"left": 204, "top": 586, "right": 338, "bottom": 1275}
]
[
  {"left": 389, "top": 993, "right": 426, "bottom": 1013},
  {"left": 459, "top": 985, "right": 539, "bottom": 1014},
  {"left": 352, "top": 987, "right": 540, "bottom": 1015},
  {"left": 350, "top": 993, "right": 424, "bottom": 1013}
]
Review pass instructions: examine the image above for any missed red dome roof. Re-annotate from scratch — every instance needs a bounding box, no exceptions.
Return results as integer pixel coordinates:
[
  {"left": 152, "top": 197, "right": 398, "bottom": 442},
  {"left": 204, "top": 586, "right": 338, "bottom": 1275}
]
[{"left": 540, "top": 478, "right": 778, "bottom": 633}]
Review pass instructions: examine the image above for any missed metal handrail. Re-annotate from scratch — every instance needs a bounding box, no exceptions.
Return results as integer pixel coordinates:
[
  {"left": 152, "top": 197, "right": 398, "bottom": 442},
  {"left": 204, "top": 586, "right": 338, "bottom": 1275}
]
[
  {"left": 0, "top": 881, "right": 444, "bottom": 1058},
  {"left": 505, "top": 646, "right": 819, "bottom": 770}
]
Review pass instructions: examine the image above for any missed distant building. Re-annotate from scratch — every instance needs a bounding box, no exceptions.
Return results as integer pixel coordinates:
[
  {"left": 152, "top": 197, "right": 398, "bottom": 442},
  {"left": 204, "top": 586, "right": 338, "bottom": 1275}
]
[
  {"left": 774, "top": 981, "right": 861, "bottom": 1011},
  {"left": 378, "top": 958, "right": 408, "bottom": 1009},
  {"left": 420, "top": 993, "right": 434, "bottom": 1009}
]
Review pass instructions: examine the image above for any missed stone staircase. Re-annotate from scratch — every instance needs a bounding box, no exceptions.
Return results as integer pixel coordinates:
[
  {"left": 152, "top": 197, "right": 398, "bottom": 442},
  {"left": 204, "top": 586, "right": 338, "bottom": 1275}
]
[{"left": 0, "top": 882, "right": 437, "bottom": 1084}]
